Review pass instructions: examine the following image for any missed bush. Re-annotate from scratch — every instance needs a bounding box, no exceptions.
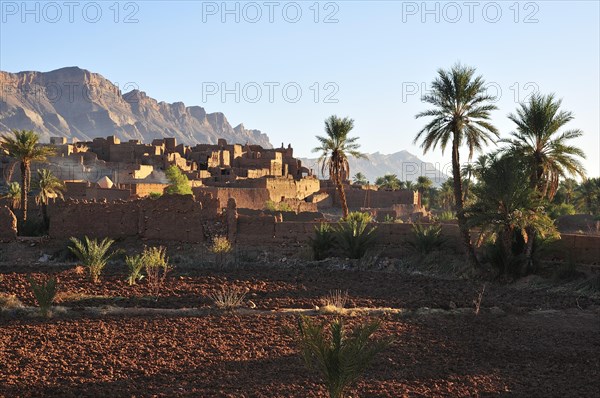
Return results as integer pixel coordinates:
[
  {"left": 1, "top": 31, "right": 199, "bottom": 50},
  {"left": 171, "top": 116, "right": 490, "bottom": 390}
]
[
  {"left": 142, "top": 246, "right": 170, "bottom": 297},
  {"left": 548, "top": 202, "right": 576, "bottom": 219},
  {"left": 210, "top": 236, "right": 233, "bottom": 269},
  {"left": 336, "top": 212, "right": 377, "bottom": 259},
  {"left": 292, "top": 316, "right": 392, "bottom": 398},
  {"left": 148, "top": 192, "right": 163, "bottom": 199},
  {"left": 438, "top": 211, "right": 456, "bottom": 221},
  {"left": 28, "top": 276, "right": 57, "bottom": 317},
  {"left": 209, "top": 285, "right": 247, "bottom": 310},
  {"left": 309, "top": 223, "right": 336, "bottom": 261},
  {"left": 406, "top": 224, "right": 446, "bottom": 255},
  {"left": 165, "top": 165, "right": 192, "bottom": 195},
  {"left": 265, "top": 200, "right": 293, "bottom": 212},
  {"left": 125, "top": 254, "right": 144, "bottom": 285},
  {"left": 69, "top": 237, "right": 116, "bottom": 283}
]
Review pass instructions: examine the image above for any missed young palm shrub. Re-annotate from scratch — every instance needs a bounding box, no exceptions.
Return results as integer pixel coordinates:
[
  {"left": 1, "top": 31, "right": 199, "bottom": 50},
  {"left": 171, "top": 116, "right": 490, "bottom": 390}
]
[
  {"left": 209, "top": 285, "right": 247, "bottom": 311},
  {"left": 210, "top": 236, "right": 233, "bottom": 269},
  {"left": 69, "top": 236, "right": 116, "bottom": 283},
  {"left": 125, "top": 254, "right": 144, "bottom": 285},
  {"left": 335, "top": 212, "right": 377, "bottom": 259},
  {"left": 27, "top": 276, "right": 57, "bottom": 317},
  {"left": 293, "top": 316, "right": 392, "bottom": 398},
  {"left": 309, "top": 223, "right": 336, "bottom": 260},
  {"left": 142, "top": 246, "right": 170, "bottom": 297},
  {"left": 406, "top": 223, "right": 446, "bottom": 255}
]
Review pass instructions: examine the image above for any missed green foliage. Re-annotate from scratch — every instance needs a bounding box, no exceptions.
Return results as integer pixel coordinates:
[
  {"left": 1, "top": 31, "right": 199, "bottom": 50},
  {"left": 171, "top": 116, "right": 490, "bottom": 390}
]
[
  {"left": 548, "top": 202, "right": 576, "bottom": 219},
  {"left": 265, "top": 200, "right": 293, "bottom": 212},
  {"left": 336, "top": 212, "right": 377, "bottom": 259},
  {"left": 313, "top": 115, "right": 367, "bottom": 217},
  {"left": 438, "top": 211, "right": 456, "bottom": 221},
  {"left": 125, "top": 255, "right": 144, "bottom": 285},
  {"left": 352, "top": 172, "right": 368, "bottom": 186},
  {"left": 210, "top": 236, "right": 233, "bottom": 269},
  {"left": 575, "top": 178, "right": 600, "bottom": 215},
  {"left": 27, "top": 276, "right": 57, "bottom": 317},
  {"left": 69, "top": 236, "right": 116, "bottom": 283},
  {"left": 501, "top": 93, "right": 586, "bottom": 200},
  {"left": 406, "top": 223, "right": 447, "bottom": 255},
  {"left": 142, "top": 246, "right": 170, "bottom": 297},
  {"left": 293, "top": 316, "right": 392, "bottom": 398},
  {"left": 164, "top": 165, "right": 192, "bottom": 195},
  {"left": 33, "top": 169, "right": 65, "bottom": 206},
  {"left": 309, "top": 223, "right": 336, "bottom": 261},
  {"left": 2, "top": 182, "right": 21, "bottom": 209},
  {"left": 148, "top": 192, "right": 163, "bottom": 199},
  {"left": 375, "top": 174, "right": 402, "bottom": 190}
]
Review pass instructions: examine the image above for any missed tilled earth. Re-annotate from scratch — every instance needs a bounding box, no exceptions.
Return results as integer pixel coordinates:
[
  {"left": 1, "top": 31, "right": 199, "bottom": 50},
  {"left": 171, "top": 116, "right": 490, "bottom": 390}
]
[
  {"left": 1, "top": 256, "right": 599, "bottom": 397},
  {"left": 0, "top": 311, "right": 598, "bottom": 397},
  {"left": 1, "top": 263, "right": 598, "bottom": 311}
]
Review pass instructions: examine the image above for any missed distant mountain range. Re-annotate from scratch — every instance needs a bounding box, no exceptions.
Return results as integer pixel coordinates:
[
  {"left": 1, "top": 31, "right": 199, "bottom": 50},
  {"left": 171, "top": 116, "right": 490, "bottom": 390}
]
[
  {"left": 0, "top": 67, "right": 271, "bottom": 148},
  {"left": 299, "top": 150, "right": 450, "bottom": 186}
]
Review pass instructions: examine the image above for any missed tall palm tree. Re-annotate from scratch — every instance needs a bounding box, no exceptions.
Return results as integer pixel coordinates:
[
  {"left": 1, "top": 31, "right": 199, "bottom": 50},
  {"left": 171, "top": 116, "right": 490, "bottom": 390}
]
[
  {"left": 375, "top": 174, "right": 403, "bottom": 190},
  {"left": 439, "top": 179, "right": 455, "bottom": 210},
  {"left": 0, "top": 130, "right": 55, "bottom": 223},
  {"left": 414, "top": 64, "right": 499, "bottom": 268},
  {"left": 33, "top": 169, "right": 65, "bottom": 227},
  {"left": 404, "top": 180, "right": 415, "bottom": 191},
  {"left": 501, "top": 93, "right": 586, "bottom": 200},
  {"left": 313, "top": 115, "right": 367, "bottom": 218},
  {"left": 2, "top": 182, "right": 21, "bottom": 212}
]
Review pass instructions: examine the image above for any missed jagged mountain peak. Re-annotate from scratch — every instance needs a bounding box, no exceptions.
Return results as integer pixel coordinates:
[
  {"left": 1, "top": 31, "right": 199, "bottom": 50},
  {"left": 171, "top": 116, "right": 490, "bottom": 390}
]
[{"left": 0, "top": 67, "right": 272, "bottom": 148}]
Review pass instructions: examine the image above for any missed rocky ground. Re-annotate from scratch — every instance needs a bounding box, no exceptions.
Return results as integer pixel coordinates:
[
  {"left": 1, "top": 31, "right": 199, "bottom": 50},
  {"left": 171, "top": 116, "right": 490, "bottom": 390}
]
[{"left": 1, "top": 241, "right": 599, "bottom": 397}]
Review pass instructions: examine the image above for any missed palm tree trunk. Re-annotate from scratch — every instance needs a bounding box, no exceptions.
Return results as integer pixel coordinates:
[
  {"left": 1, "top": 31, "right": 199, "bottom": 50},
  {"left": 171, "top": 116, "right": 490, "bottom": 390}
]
[
  {"left": 336, "top": 178, "right": 349, "bottom": 219},
  {"left": 451, "top": 139, "right": 479, "bottom": 269},
  {"left": 41, "top": 202, "right": 49, "bottom": 230},
  {"left": 20, "top": 161, "right": 30, "bottom": 223}
]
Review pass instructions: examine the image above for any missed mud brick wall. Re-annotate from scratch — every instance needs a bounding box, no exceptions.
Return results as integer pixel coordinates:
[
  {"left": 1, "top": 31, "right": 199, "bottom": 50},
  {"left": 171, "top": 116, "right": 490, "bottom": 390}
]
[
  {"left": 48, "top": 195, "right": 222, "bottom": 243},
  {"left": 550, "top": 234, "right": 600, "bottom": 264},
  {"left": 195, "top": 187, "right": 271, "bottom": 210}
]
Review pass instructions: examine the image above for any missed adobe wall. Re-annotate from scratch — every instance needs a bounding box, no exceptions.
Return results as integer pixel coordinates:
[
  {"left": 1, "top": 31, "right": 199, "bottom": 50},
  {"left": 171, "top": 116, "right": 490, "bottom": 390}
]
[
  {"left": 195, "top": 187, "right": 270, "bottom": 210},
  {"left": 48, "top": 194, "right": 222, "bottom": 243}
]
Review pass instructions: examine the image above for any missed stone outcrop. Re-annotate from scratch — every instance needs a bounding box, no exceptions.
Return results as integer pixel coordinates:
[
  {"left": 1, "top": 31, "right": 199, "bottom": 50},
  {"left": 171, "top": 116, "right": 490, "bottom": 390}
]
[
  {"left": 0, "top": 206, "right": 17, "bottom": 242},
  {"left": 0, "top": 67, "right": 271, "bottom": 148}
]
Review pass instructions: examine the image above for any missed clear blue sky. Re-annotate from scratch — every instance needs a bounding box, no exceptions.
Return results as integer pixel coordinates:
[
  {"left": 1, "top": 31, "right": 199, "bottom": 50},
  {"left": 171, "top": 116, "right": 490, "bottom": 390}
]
[{"left": 1, "top": 0, "right": 599, "bottom": 176}]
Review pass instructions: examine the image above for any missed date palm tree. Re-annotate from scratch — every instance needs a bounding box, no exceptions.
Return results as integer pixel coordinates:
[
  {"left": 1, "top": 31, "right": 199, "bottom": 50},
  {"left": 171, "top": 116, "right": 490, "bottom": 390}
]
[
  {"left": 33, "top": 169, "right": 66, "bottom": 228},
  {"left": 2, "top": 182, "right": 21, "bottom": 212},
  {"left": 314, "top": 115, "right": 367, "bottom": 218},
  {"left": 0, "top": 130, "right": 55, "bottom": 223},
  {"left": 352, "top": 172, "right": 368, "bottom": 186},
  {"left": 375, "top": 174, "right": 403, "bottom": 190},
  {"left": 404, "top": 180, "right": 415, "bottom": 191},
  {"left": 467, "top": 155, "right": 558, "bottom": 275},
  {"left": 501, "top": 93, "right": 586, "bottom": 200},
  {"left": 575, "top": 178, "right": 600, "bottom": 215},
  {"left": 414, "top": 64, "right": 499, "bottom": 269}
]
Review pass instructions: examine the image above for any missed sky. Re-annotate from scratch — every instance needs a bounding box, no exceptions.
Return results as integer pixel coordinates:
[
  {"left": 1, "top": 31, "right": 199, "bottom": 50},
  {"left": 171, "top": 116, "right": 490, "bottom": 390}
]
[{"left": 1, "top": 0, "right": 599, "bottom": 177}]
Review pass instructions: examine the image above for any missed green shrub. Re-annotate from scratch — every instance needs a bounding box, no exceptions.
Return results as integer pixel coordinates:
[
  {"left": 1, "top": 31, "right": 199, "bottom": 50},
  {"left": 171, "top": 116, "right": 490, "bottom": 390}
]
[
  {"left": 406, "top": 224, "right": 446, "bottom": 255},
  {"left": 28, "top": 276, "right": 57, "bottom": 317},
  {"left": 309, "top": 223, "right": 336, "bottom": 260},
  {"left": 210, "top": 236, "right": 233, "bottom": 269},
  {"left": 438, "top": 211, "right": 456, "bottom": 221},
  {"left": 125, "top": 254, "right": 144, "bottom": 285},
  {"left": 335, "top": 212, "right": 377, "bottom": 259},
  {"left": 165, "top": 165, "right": 192, "bottom": 195},
  {"left": 265, "top": 200, "right": 293, "bottom": 212},
  {"left": 548, "top": 203, "right": 576, "bottom": 219},
  {"left": 293, "top": 316, "right": 392, "bottom": 398},
  {"left": 69, "top": 237, "right": 116, "bottom": 283},
  {"left": 148, "top": 192, "right": 163, "bottom": 199},
  {"left": 142, "top": 246, "right": 170, "bottom": 297}
]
